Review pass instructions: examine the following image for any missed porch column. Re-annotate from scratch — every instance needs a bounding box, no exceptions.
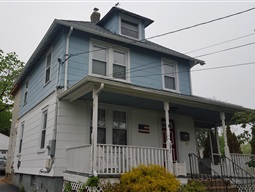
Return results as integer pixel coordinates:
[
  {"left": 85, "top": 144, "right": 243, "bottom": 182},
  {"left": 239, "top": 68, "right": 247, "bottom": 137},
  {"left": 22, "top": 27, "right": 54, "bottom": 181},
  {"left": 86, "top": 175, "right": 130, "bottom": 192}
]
[
  {"left": 220, "top": 112, "right": 231, "bottom": 159},
  {"left": 164, "top": 101, "right": 173, "bottom": 173},
  {"left": 92, "top": 83, "right": 104, "bottom": 176}
]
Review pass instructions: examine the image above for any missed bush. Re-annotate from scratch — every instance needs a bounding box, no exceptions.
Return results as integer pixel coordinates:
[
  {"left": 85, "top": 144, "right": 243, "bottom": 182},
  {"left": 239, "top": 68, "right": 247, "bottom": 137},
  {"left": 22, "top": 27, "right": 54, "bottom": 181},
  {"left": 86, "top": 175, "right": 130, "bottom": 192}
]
[
  {"left": 178, "top": 180, "right": 207, "bottom": 192},
  {"left": 102, "top": 164, "right": 180, "bottom": 192}
]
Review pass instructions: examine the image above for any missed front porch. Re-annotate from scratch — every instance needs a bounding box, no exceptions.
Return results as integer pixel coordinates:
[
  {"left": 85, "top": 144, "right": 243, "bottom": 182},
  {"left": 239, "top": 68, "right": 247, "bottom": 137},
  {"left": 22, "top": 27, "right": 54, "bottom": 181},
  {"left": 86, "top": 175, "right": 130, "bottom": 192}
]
[{"left": 65, "top": 144, "right": 186, "bottom": 177}]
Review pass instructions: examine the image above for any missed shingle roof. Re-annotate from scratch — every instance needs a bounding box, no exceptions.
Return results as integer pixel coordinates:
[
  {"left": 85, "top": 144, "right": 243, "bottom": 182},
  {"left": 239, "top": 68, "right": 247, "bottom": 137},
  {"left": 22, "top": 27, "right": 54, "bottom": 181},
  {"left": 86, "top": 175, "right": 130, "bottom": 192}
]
[{"left": 57, "top": 19, "right": 205, "bottom": 65}]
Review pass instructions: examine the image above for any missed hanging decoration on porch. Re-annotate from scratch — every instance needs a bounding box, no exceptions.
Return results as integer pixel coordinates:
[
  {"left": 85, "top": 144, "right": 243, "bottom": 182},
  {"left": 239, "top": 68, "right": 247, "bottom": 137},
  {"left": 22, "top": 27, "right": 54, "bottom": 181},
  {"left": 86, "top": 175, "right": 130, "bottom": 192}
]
[{"left": 138, "top": 124, "right": 150, "bottom": 134}]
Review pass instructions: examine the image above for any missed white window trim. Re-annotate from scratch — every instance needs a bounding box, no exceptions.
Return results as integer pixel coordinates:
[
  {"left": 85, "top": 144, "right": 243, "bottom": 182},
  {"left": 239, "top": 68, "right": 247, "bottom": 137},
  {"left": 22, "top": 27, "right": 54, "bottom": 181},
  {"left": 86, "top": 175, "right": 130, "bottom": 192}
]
[
  {"left": 23, "top": 78, "right": 29, "bottom": 105},
  {"left": 89, "top": 38, "right": 131, "bottom": 83},
  {"left": 18, "top": 122, "right": 25, "bottom": 155},
  {"left": 161, "top": 58, "right": 179, "bottom": 93},
  {"left": 38, "top": 107, "right": 48, "bottom": 152},
  {"left": 44, "top": 48, "right": 52, "bottom": 85},
  {"left": 119, "top": 14, "right": 141, "bottom": 40}
]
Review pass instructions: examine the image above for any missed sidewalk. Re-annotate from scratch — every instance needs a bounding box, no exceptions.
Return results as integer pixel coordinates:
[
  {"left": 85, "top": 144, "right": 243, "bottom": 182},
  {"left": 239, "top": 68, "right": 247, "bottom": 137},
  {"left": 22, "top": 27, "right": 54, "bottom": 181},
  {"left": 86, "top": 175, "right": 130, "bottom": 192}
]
[{"left": 0, "top": 178, "right": 19, "bottom": 192}]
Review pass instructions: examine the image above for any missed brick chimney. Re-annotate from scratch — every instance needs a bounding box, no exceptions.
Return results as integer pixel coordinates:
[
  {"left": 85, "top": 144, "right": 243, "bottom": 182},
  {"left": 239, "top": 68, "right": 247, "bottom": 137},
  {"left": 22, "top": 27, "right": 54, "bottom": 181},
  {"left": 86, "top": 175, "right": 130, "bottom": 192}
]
[{"left": 90, "top": 8, "right": 100, "bottom": 23}]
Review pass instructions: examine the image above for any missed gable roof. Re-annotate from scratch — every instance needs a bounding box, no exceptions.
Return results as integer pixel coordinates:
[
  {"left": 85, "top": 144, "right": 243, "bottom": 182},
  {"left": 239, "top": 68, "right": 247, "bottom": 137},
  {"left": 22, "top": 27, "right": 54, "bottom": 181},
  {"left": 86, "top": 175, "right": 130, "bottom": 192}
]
[{"left": 13, "top": 9, "right": 205, "bottom": 93}]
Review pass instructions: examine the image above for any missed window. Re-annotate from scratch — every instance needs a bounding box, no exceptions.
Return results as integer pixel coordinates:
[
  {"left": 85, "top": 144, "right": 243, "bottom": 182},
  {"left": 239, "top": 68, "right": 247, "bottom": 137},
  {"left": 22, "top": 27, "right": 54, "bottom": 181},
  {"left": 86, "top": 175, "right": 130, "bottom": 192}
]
[
  {"left": 19, "top": 123, "right": 24, "bottom": 153},
  {"left": 92, "top": 45, "right": 107, "bottom": 76},
  {"left": 40, "top": 110, "right": 48, "bottom": 149},
  {"left": 45, "top": 52, "right": 51, "bottom": 84},
  {"left": 23, "top": 78, "right": 29, "bottom": 104},
  {"left": 162, "top": 59, "right": 178, "bottom": 91},
  {"left": 113, "top": 111, "right": 127, "bottom": 145},
  {"left": 91, "top": 108, "right": 106, "bottom": 144},
  {"left": 113, "top": 51, "right": 126, "bottom": 80},
  {"left": 90, "top": 40, "right": 129, "bottom": 81},
  {"left": 121, "top": 19, "right": 139, "bottom": 39}
]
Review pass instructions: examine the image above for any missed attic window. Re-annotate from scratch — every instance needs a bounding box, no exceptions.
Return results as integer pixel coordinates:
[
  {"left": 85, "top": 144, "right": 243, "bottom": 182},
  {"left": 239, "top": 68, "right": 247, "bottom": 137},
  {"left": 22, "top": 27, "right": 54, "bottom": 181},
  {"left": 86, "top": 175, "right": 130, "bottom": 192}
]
[{"left": 121, "top": 19, "right": 139, "bottom": 39}]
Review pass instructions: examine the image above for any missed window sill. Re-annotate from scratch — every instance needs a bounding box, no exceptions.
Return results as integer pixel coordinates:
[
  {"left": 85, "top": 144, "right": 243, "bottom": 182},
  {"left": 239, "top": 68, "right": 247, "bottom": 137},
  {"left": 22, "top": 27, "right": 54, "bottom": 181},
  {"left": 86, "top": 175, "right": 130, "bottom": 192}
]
[
  {"left": 17, "top": 154, "right": 21, "bottom": 157},
  {"left": 37, "top": 149, "right": 45, "bottom": 154},
  {"left": 44, "top": 80, "right": 51, "bottom": 87},
  {"left": 163, "top": 88, "right": 180, "bottom": 94},
  {"left": 89, "top": 74, "right": 131, "bottom": 84}
]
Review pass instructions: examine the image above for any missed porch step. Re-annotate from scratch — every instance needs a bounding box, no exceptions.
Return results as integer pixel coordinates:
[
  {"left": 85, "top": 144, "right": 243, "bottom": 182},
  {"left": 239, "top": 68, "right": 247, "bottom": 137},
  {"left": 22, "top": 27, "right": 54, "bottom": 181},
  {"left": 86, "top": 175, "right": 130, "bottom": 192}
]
[{"left": 189, "top": 179, "right": 238, "bottom": 192}]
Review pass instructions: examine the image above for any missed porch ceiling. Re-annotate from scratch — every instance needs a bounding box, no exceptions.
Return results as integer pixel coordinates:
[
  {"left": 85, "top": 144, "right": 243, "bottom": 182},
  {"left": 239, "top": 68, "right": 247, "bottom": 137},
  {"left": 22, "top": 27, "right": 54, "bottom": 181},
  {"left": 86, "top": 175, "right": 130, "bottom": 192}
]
[{"left": 58, "top": 76, "right": 249, "bottom": 126}]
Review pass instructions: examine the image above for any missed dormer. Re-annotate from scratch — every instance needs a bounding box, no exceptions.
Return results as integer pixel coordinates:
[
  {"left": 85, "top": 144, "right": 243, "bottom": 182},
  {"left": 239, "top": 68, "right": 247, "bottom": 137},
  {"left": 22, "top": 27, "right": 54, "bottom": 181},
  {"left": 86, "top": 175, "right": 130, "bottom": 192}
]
[{"left": 97, "top": 7, "right": 153, "bottom": 40}]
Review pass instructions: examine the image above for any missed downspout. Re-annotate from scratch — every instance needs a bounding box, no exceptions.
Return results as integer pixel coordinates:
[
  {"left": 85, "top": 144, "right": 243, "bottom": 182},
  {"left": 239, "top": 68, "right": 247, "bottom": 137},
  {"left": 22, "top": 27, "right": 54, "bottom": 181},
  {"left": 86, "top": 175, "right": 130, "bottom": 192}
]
[
  {"left": 64, "top": 27, "right": 73, "bottom": 91},
  {"left": 164, "top": 101, "right": 173, "bottom": 173},
  {"left": 92, "top": 83, "right": 104, "bottom": 176}
]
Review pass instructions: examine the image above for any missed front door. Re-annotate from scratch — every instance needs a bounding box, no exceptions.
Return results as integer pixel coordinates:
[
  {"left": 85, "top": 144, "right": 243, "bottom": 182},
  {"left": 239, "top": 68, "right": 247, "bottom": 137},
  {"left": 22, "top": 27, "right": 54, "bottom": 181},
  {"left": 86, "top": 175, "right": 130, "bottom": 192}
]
[{"left": 161, "top": 119, "right": 177, "bottom": 162}]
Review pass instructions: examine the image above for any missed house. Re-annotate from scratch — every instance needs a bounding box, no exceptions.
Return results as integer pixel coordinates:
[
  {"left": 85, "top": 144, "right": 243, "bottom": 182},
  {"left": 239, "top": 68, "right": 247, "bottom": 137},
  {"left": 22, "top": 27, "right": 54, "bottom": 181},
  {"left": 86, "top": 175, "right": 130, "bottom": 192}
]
[
  {"left": 0, "top": 133, "right": 9, "bottom": 159},
  {"left": 7, "top": 6, "right": 253, "bottom": 192}
]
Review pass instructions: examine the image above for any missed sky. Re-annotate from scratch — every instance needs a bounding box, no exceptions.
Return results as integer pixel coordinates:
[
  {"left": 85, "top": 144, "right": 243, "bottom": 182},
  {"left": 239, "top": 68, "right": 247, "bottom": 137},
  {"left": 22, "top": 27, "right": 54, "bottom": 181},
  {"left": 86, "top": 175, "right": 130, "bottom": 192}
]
[{"left": 0, "top": 0, "right": 255, "bottom": 110}]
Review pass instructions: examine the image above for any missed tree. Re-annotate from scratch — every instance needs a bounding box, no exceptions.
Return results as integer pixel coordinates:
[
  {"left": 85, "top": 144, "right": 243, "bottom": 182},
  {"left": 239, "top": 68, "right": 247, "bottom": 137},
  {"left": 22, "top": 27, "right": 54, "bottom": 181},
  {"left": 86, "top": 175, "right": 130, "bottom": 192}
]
[
  {"left": 232, "top": 110, "right": 255, "bottom": 154},
  {"left": 226, "top": 126, "right": 242, "bottom": 153},
  {"left": 0, "top": 49, "right": 24, "bottom": 135}
]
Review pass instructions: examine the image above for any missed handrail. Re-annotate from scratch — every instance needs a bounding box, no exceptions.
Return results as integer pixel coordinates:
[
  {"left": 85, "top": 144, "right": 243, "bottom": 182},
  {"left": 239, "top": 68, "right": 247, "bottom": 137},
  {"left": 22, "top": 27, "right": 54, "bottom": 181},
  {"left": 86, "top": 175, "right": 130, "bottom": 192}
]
[
  {"left": 189, "top": 153, "right": 230, "bottom": 191},
  {"left": 220, "top": 155, "right": 255, "bottom": 190}
]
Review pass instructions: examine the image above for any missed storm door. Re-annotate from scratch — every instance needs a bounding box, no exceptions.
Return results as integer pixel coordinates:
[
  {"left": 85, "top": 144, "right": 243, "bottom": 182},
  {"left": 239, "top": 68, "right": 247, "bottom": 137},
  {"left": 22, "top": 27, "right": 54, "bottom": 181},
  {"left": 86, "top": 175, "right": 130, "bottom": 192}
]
[{"left": 195, "top": 128, "right": 220, "bottom": 173}]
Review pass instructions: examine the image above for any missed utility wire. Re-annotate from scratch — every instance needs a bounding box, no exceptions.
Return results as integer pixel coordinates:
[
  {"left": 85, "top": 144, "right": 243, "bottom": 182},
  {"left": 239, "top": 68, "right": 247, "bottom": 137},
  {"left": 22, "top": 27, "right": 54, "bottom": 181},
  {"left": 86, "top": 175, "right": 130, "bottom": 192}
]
[
  {"left": 146, "top": 7, "right": 255, "bottom": 40},
  {"left": 194, "top": 41, "right": 255, "bottom": 58},
  {"left": 185, "top": 33, "right": 255, "bottom": 54}
]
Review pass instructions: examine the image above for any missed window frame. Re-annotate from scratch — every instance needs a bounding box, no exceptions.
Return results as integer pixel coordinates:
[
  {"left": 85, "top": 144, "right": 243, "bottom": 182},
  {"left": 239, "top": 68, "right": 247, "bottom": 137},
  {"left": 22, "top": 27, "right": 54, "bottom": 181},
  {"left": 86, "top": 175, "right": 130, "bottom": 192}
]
[
  {"left": 112, "top": 110, "right": 127, "bottom": 145},
  {"left": 44, "top": 49, "right": 52, "bottom": 85},
  {"left": 119, "top": 14, "right": 141, "bottom": 40},
  {"left": 89, "top": 39, "right": 130, "bottom": 82},
  {"left": 23, "top": 78, "right": 29, "bottom": 105},
  {"left": 39, "top": 109, "right": 48, "bottom": 151},
  {"left": 161, "top": 58, "right": 179, "bottom": 92},
  {"left": 18, "top": 122, "right": 25, "bottom": 154}
]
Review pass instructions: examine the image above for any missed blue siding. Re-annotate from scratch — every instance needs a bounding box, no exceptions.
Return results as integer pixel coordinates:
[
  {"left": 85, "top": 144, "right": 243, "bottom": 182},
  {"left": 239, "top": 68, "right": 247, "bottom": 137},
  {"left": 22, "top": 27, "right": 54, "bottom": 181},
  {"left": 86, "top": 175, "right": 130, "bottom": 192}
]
[
  {"left": 19, "top": 32, "right": 66, "bottom": 117},
  {"left": 67, "top": 30, "right": 89, "bottom": 87},
  {"left": 177, "top": 60, "right": 191, "bottom": 95},
  {"left": 102, "top": 14, "right": 119, "bottom": 34},
  {"left": 130, "top": 48, "right": 162, "bottom": 89}
]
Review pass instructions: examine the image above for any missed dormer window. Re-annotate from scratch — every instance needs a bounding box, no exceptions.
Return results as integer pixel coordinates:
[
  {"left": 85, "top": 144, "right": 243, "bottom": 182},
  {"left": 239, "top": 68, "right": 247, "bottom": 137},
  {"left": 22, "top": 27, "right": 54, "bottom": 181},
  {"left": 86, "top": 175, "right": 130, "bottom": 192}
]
[{"left": 121, "top": 19, "right": 139, "bottom": 39}]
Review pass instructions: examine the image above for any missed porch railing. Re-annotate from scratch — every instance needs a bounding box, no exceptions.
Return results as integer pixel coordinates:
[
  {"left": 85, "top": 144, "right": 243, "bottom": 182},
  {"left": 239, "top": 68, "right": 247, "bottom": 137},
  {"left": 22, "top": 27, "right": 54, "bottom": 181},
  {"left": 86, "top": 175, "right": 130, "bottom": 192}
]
[
  {"left": 66, "top": 144, "right": 92, "bottom": 174},
  {"left": 231, "top": 153, "right": 255, "bottom": 175},
  {"left": 96, "top": 144, "right": 170, "bottom": 174},
  {"left": 66, "top": 144, "right": 170, "bottom": 175}
]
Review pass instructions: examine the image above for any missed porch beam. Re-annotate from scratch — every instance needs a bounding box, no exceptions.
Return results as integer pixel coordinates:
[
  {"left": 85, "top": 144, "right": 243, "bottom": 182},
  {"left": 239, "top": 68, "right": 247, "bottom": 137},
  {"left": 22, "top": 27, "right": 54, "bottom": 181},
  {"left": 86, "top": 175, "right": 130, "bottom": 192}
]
[
  {"left": 92, "top": 83, "right": 104, "bottom": 176},
  {"left": 164, "top": 101, "right": 173, "bottom": 173}
]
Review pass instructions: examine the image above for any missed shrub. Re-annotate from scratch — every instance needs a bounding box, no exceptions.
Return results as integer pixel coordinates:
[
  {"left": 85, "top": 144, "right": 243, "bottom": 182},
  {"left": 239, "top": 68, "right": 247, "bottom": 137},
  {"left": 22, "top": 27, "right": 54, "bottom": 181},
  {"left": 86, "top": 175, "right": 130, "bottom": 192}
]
[
  {"left": 85, "top": 176, "right": 99, "bottom": 187},
  {"left": 178, "top": 180, "right": 207, "bottom": 192},
  {"left": 102, "top": 164, "right": 180, "bottom": 192}
]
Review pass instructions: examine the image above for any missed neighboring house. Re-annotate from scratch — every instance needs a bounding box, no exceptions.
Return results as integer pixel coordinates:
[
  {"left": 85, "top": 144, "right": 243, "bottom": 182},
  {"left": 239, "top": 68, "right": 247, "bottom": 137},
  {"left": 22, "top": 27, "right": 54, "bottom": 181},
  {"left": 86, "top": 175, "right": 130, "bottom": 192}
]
[
  {"left": 0, "top": 133, "right": 9, "bottom": 159},
  {"left": 7, "top": 7, "right": 253, "bottom": 192}
]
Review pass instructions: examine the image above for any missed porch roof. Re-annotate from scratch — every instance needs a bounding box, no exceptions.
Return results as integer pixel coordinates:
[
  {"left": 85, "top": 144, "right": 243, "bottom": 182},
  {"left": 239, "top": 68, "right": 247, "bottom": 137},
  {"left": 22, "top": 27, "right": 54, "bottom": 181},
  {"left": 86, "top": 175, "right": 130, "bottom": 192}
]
[{"left": 58, "top": 76, "right": 249, "bottom": 126}]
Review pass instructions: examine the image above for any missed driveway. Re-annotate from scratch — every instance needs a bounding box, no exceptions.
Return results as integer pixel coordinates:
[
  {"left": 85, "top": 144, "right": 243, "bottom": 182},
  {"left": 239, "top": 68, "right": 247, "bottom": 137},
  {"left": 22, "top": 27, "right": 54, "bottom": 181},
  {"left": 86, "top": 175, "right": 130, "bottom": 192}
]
[{"left": 0, "top": 175, "right": 19, "bottom": 192}]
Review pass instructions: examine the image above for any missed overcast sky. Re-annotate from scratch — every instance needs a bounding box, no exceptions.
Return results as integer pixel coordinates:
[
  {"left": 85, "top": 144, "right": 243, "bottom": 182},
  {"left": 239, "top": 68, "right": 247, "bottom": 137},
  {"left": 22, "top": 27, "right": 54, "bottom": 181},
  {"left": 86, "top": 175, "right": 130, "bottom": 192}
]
[{"left": 1, "top": 1, "right": 255, "bottom": 110}]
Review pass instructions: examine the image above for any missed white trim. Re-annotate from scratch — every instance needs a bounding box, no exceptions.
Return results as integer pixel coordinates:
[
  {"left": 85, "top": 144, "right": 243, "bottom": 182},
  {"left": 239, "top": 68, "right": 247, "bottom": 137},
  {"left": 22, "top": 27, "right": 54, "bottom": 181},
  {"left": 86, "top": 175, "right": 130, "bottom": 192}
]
[
  {"left": 38, "top": 108, "right": 48, "bottom": 151},
  {"left": 161, "top": 58, "right": 179, "bottom": 93},
  {"left": 89, "top": 38, "right": 131, "bottom": 83}
]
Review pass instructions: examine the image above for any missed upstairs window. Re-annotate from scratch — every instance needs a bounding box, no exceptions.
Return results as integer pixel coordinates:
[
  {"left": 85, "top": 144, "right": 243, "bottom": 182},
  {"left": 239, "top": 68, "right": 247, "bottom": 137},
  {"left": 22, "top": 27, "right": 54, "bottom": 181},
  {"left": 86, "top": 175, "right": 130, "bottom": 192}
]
[
  {"left": 162, "top": 59, "right": 179, "bottom": 91},
  {"left": 45, "top": 52, "right": 51, "bottom": 84},
  {"left": 121, "top": 19, "right": 139, "bottom": 39},
  {"left": 92, "top": 45, "right": 107, "bottom": 76},
  {"left": 23, "top": 78, "right": 29, "bottom": 105},
  {"left": 90, "top": 40, "right": 130, "bottom": 82}
]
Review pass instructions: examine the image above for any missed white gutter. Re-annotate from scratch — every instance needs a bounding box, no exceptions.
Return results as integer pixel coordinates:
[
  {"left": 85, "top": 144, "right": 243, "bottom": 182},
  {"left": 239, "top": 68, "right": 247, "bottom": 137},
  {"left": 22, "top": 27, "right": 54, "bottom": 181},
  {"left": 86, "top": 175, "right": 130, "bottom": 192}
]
[
  {"left": 64, "top": 27, "right": 73, "bottom": 91},
  {"left": 92, "top": 83, "right": 104, "bottom": 176}
]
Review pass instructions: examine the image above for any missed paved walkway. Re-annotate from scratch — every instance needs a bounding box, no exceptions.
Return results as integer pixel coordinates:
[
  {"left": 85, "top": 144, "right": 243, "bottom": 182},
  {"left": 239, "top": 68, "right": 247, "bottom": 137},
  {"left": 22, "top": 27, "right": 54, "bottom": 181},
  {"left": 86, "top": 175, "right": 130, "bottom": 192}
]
[{"left": 0, "top": 178, "right": 19, "bottom": 192}]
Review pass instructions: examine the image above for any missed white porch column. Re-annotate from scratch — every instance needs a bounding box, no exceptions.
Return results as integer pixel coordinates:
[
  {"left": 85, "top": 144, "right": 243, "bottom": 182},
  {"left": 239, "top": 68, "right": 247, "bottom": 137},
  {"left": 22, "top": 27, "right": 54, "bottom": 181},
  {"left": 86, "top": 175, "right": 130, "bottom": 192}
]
[
  {"left": 220, "top": 112, "right": 232, "bottom": 175},
  {"left": 92, "top": 83, "right": 104, "bottom": 176},
  {"left": 164, "top": 101, "right": 173, "bottom": 173}
]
